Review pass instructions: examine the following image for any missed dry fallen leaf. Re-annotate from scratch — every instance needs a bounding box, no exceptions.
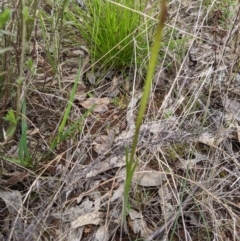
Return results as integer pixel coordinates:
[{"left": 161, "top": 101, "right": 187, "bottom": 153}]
[
  {"left": 68, "top": 227, "right": 84, "bottom": 241},
  {"left": 110, "top": 183, "right": 124, "bottom": 202},
  {"left": 128, "top": 209, "right": 153, "bottom": 238},
  {"left": 133, "top": 170, "right": 166, "bottom": 187},
  {"left": 0, "top": 191, "right": 24, "bottom": 241},
  {"left": 51, "top": 198, "right": 94, "bottom": 222},
  {"left": 80, "top": 97, "right": 110, "bottom": 113},
  {"left": 86, "top": 72, "right": 96, "bottom": 84},
  {"left": 70, "top": 49, "right": 85, "bottom": 57},
  {"left": 92, "top": 129, "right": 115, "bottom": 154},
  {"left": 71, "top": 211, "right": 103, "bottom": 228},
  {"left": 86, "top": 155, "right": 125, "bottom": 178},
  {"left": 0, "top": 191, "right": 22, "bottom": 214},
  {"left": 224, "top": 98, "right": 240, "bottom": 121},
  {"left": 3, "top": 172, "right": 29, "bottom": 186},
  {"left": 128, "top": 209, "right": 143, "bottom": 234},
  {"left": 176, "top": 152, "right": 208, "bottom": 170},
  {"left": 198, "top": 132, "right": 215, "bottom": 146},
  {"left": 106, "top": 76, "right": 119, "bottom": 97},
  {"left": 94, "top": 226, "right": 109, "bottom": 241},
  {"left": 158, "top": 185, "right": 174, "bottom": 220}
]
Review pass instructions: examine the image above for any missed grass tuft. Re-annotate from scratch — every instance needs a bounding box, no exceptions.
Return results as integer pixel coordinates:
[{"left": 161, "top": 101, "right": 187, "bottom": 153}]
[{"left": 65, "top": 0, "right": 152, "bottom": 69}]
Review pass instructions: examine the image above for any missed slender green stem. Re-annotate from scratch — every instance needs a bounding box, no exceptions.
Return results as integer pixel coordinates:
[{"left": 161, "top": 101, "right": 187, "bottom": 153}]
[
  {"left": 122, "top": 0, "right": 167, "bottom": 224},
  {"left": 16, "top": 0, "right": 27, "bottom": 118}
]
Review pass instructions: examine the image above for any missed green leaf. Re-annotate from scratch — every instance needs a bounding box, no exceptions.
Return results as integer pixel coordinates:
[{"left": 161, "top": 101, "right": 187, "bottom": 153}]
[
  {"left": 3, "top": 110, "right": 17, "bottom": 125},
  {"left": 0, "top": 8, "right": 11, "bottom": 29},
  {"left": 2, "top": 110, "right": 20, "bottom": 140}
]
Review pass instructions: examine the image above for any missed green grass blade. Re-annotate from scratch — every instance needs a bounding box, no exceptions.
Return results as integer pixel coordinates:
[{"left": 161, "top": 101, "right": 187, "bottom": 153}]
[{"left": 57, "top": 59, "right": 82, "bottom": 137}]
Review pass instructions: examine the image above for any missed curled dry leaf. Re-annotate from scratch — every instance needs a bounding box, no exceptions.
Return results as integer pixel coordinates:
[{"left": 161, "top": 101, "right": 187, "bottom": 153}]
[{"left": 80, "top": 97, "right": 110, "bottom": 113}]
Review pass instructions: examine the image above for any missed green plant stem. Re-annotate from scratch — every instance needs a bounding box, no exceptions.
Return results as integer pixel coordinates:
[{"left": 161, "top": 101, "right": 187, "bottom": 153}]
[
  {"left": 122, "top": 0, "right": 167, "bottom": 224},
  {"left": 18, "top": 99, "right": 31, "bottom": 167},
  {"left": 26, "top": 0, "right": 39, "bottom": 41},
  {"left": 130, "top": 1, "right": 167, "bottom": 165},
  {"left": 16, "top": 0, "right": 27, "bottom": 118}
]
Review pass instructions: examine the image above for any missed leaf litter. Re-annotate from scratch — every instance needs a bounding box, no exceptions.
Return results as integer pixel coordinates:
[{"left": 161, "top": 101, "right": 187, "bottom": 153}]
[{"left": 1, "top": 0, "right": 240, "bottom": 240}]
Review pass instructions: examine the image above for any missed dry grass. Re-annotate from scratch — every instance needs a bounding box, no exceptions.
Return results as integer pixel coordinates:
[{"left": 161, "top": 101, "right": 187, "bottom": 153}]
[{"left": 1, "top": 0, "right": 240, "bottom": 240}]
